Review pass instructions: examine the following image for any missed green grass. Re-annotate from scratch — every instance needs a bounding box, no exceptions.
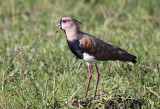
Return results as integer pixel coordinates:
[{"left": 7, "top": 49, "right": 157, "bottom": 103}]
[{"left": 0, "top": 0, "right": 160, "bottom": 108}]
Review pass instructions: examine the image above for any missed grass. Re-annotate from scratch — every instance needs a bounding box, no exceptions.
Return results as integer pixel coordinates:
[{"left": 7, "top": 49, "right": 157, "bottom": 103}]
[{"left": 0, "top": 0, "right": 160, "bottom": 108}]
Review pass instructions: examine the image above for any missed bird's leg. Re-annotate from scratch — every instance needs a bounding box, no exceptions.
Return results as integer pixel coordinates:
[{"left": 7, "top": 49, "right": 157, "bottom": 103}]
[
  {"left": 93, "top": 64, "right": 100, "bottom": 99},
  {"left": 84, "top": 64, "right": 92, "bottom": 98}
]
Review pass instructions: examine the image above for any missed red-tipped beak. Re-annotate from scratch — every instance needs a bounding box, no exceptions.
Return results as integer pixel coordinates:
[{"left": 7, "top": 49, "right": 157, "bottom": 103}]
[{"left": 54, "top": 23, "right": 62, "bottom": 34}]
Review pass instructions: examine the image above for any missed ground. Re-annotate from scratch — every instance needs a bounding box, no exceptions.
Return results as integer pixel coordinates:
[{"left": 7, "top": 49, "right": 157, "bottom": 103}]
[{"left": 0, "top": 0, "right": 160, "bottom": 108}]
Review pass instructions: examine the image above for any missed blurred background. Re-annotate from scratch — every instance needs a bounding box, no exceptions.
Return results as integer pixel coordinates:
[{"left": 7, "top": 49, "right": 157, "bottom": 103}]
[{"left": 0, "top": 0, "right": 160, "bottom": 108}]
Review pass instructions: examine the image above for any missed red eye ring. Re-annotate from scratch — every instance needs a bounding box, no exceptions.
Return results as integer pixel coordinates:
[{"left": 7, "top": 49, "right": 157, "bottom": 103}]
[{"left": 62, "top": 20, "right": 67, "bottom": 23}]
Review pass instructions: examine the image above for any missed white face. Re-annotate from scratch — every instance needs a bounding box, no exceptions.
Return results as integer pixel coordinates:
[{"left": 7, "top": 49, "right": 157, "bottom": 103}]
[{"left": 61, "top": 18, "right": 74, "bottom": 30}]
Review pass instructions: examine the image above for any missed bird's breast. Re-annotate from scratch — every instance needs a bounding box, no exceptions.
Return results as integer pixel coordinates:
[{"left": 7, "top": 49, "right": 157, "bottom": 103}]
[{"left": 67, "top": 40, "right": 84, "bottom": 59}]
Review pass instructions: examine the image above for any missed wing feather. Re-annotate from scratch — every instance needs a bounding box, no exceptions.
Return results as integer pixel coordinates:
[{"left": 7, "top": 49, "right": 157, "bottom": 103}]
[{"left": 79, "top": 35, "right": 137, "bottom": 63}]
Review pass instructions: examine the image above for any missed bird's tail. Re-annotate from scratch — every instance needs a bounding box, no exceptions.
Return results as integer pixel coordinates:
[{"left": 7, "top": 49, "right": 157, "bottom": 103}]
[{"left": 130, "top": 55, "right": 137, "bottom": 63}]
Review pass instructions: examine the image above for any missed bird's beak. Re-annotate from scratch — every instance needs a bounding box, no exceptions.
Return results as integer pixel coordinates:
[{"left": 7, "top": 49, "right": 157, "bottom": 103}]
[{"left": 53, "top": 23, "right": 62, "bottom": 34}]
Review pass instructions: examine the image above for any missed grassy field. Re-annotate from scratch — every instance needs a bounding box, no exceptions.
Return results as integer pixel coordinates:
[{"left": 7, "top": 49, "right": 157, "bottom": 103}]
[{"left": 0, "top": 0, "right": 160, "bottom": 108}]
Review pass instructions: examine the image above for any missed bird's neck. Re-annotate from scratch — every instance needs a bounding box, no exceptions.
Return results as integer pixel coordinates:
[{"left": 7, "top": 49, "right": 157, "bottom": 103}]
[{"left": 65, "top": 29, "right": 80, "bottom": 41}]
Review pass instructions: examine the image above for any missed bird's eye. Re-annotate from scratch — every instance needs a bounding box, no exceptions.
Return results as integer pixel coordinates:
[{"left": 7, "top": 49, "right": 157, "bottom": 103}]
[{"left": 62, "top": 20, "right": 67, "bottom": 23}]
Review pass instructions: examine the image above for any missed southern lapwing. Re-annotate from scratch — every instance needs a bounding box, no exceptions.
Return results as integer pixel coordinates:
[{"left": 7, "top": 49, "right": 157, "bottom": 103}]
[{"left": 54, "top": 17, "right": 137, "bottom": 99}]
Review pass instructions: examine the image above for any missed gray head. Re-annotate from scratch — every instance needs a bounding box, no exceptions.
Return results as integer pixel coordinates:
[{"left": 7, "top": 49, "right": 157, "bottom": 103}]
[{"left": 54, "top": 17, "right": 82, "bottom": 34}]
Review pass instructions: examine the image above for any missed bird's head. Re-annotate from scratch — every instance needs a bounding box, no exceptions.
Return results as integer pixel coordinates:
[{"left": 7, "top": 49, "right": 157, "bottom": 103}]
[{"left": 54, "top": 17, "right": 82, "bottom": 34}]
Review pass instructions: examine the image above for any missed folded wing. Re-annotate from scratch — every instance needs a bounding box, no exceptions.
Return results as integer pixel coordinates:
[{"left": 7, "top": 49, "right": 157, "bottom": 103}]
[{"left": 79, "top": 36, "right": 137, "bottom": 63}]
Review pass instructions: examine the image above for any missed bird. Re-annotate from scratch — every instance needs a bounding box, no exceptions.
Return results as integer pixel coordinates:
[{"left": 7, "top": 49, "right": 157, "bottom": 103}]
[{"left": 54, "top": 17, "right": 137, "bottom": 100}]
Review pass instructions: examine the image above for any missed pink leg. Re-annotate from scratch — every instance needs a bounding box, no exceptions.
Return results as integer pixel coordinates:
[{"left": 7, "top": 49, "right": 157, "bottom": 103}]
[
  {"left": 84, "top": 64, "right": 92, "bottom": 98},
  {"left": 94, "top": 64, "right": 100, "bottom": 99}
]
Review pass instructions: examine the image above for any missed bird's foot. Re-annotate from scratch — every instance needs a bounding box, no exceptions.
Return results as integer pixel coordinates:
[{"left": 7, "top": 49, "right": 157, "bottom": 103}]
[{"left": 80, "top": 98, "right": 89, "bottom": 104}]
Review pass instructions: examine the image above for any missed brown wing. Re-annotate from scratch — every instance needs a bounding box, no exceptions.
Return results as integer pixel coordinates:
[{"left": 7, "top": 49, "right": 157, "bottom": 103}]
[{"left": 79, "top": 36, "right": 137, "bottom": 63}]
